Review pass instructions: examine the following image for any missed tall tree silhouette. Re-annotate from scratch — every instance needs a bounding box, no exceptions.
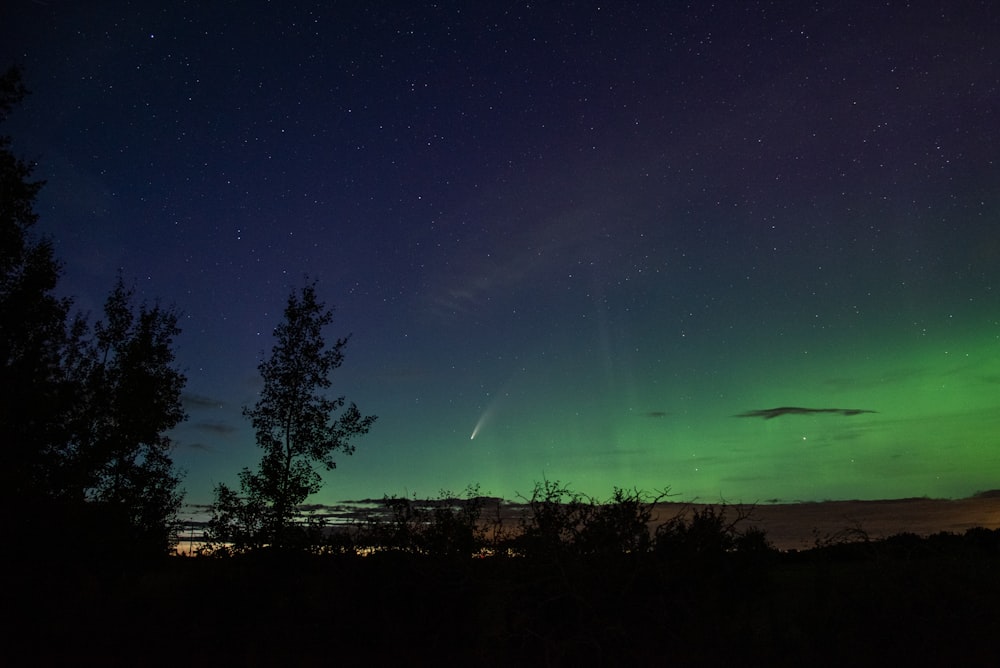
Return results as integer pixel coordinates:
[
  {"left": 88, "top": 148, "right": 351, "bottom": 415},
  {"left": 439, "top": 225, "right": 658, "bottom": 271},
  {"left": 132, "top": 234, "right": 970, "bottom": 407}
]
[
  {"left": 69, "top": 275, "right": 187, "bottom": 557},
  {"left": 1, "top": 67, "right": 187, "bottom": 558},
  {"left": 209, "top": 281, "right": 376, "bottom": 551},
  {"left": 0, "top": 65, "right": 77, "bottom": 523}
]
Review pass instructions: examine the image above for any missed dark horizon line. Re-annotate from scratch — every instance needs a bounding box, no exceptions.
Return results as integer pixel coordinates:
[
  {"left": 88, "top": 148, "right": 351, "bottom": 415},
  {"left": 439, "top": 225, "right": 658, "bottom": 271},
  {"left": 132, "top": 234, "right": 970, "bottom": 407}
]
[{"left": 181, "top": 488, "right": 1000, "bottom": 515}]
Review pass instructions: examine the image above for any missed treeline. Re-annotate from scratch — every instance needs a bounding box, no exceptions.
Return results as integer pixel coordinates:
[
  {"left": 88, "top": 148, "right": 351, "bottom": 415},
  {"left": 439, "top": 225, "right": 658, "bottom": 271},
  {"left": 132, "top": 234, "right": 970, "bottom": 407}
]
[
  {"left": 198, "top": 479, "right": 1000, "bottom": 564},
  {"left": 200, "top": 481, "right": 772, "bottom": 560},
  {"left": 184, "top": 486, "right": 1000, "bottom": 664},
  {"left": 20, "top": 484, "right": 999, "bottom": 664}
]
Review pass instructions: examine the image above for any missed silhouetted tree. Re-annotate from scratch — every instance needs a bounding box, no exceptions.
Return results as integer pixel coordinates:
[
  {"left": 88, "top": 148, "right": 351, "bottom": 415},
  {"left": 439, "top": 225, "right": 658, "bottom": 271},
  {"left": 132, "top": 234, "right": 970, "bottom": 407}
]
[
  {"left": 205, "top": 473, "right": 269, "bottom": 553},
  {"left": 69, "top": 275, "right": 187, "bottom": 557},
  {"left": 208, "top": 281, "right": 376, "bottom": 551},
  {"left": 1, "top": 68, "right": 187, "bottom": 559},
  {"left": 0, "top": 65, "right": 76, "bottom": 511},
  {"left": 574, "top": 486, "right": 669, "bottom": 557}
]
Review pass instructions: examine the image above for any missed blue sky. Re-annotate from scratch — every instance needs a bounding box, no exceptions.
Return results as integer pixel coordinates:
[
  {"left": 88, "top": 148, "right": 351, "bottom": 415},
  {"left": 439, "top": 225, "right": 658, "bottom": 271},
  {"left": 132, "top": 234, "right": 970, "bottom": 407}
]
[{"left": 4, "top": 1, "right": 998, "bottom": 508}]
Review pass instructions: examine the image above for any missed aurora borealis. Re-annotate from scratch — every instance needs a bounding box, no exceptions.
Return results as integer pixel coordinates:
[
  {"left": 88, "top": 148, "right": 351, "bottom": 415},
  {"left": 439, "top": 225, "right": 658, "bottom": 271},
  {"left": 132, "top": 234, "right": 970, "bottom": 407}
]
[{"left": 4, "top": 1, "right": 998, "bottom": 510}]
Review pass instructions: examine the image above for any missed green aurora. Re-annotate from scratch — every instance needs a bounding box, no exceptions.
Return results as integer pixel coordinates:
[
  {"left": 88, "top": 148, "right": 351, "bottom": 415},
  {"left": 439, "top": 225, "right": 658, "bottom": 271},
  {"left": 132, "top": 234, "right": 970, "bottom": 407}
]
[{"left": 309, "top": 311, "right": 999, "bottom": 505}]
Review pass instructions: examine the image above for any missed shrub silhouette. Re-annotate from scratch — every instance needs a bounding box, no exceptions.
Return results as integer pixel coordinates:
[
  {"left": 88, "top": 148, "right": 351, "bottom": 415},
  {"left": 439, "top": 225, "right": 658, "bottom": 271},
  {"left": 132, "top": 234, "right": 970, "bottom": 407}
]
[
  {"left": 573, "top": 486, "right": 668, "bottom": 557},
  {"left": 360, "top": 485, "right": 493, "bottom": 558},
  {"left": 368, "top": 494, "right": 426, "bottom": 553},
  {"left": 513, "top": 479, "right": 590, "bottom": 560},
  {"left": 654, "top": 503, "right": 770, "bottom": 565},
  {"left": 421, "top": 486, "right": 489, "bottom": 558}
]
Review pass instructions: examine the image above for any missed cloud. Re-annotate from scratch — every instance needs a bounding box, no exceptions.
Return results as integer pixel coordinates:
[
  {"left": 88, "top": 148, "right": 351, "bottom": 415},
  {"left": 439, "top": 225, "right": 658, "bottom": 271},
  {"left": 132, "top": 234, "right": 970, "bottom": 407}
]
[
  {"left": 735, "top": 406, "right": 878, "bottom": 420},
  {"left": 182, "top": 393, "right": 225, "bottom": 410},
  {"left": 182, "top": 441, "right": 214, "bottom": 452},
  {"left": 423, "top": 197, "right": 634, "bottom": 321},
  {"left": 194, "top": 421, "right": 238, "bottom": 435}
]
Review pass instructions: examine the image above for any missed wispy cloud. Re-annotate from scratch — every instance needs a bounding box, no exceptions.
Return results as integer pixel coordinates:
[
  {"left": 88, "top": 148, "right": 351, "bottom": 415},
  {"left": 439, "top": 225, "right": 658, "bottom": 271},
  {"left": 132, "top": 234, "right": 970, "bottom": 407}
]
[
  {"left": 182, "top": 441, "right": 215, "bottom": 452},
  {"left": 735, "top": 406, "right": 878, "bottom": 420},
  {"left": 194, "top": 421, "right": 238, "bottom": 435},
  {"left": 182, "top": 393, "right": 224, "bottom": 410}
]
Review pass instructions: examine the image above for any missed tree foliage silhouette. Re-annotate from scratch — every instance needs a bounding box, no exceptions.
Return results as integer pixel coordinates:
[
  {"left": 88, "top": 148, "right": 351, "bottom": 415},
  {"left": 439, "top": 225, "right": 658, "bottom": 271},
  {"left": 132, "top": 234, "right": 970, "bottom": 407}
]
[
  {"left": 1, "top": 66, "right": 187, "bottom": 558},
  {"left": 0, "top": 65, "right": 75, "bottom": 513},
  {"left": 208, "top": 281, "right": 376, "bottom": 551},
  {"left": 69, "top": 275, "right": 187, "bottom": 557},
  {"left": 361, "top": 485, "right": 491, "bottom": 557}
]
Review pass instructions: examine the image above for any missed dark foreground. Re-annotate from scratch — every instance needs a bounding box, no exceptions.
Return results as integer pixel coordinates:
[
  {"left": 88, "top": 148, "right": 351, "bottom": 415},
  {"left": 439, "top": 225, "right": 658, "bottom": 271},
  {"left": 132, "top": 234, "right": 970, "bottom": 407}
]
[{"left": 8, "top": 530, "right": 1000, "bottom": 667}]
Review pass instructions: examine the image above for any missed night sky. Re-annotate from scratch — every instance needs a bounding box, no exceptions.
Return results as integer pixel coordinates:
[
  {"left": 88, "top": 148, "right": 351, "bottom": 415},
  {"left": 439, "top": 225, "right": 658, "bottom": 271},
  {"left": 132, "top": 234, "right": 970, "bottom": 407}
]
[{"left": 4, "top": 1, "right": 999, "bottom": 510}]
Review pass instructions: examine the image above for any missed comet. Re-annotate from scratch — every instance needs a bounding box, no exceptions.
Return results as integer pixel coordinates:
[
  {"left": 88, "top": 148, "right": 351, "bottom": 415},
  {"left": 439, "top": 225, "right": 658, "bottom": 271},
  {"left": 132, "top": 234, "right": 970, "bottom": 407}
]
[
  {"left": 469, "top": 397, "right": 500, "bottom": 441},
  {"left": 470, "top": 417, "right": 484, "bottom": 440},
  {"left": 470, "top": 406, "right": 492, "bottom": 439},
  {"left": 470, "top": 377, "right": 517, "bottom": 439}
]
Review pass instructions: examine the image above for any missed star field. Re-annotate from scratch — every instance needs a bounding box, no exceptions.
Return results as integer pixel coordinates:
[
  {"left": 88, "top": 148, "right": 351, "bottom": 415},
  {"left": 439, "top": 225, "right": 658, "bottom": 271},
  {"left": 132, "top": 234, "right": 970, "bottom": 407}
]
[{"left": 3, "top": 1, "right": 998, "bottom": 508}]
